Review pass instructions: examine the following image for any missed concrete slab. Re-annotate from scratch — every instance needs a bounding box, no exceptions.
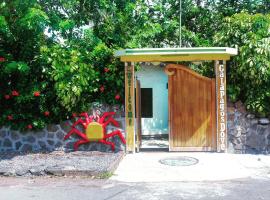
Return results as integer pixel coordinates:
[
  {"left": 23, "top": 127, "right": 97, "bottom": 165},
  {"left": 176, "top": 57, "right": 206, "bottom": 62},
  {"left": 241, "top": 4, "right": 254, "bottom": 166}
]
[{"left": 111, "top": 152, "right": 270, "bottom": 182}]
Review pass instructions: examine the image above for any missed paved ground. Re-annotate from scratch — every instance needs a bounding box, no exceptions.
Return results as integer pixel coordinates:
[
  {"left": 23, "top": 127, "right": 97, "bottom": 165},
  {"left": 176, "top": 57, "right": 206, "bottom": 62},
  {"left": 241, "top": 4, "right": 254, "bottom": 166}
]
[
  {"left": 1, "top": 152, "right": 270, "bottom": 199},
  {"left": 112, "top": 152, "right": 270, "bottom": 182},
  {"left": 0, "top": 176, "right": 270, "bottom": 200}
]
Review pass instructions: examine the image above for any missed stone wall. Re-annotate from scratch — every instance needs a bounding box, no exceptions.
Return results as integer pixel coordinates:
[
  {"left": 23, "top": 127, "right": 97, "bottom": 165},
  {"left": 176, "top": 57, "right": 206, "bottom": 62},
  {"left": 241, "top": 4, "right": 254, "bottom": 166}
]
[
  {"left": 1, "top": 100, "right": 270, "bottom": 154},
  {"left": 227, "top": 101, "right": 270, "bottom": 154},
  {"left": 0, "top": 104, "right": 126, "bottom": 152}
]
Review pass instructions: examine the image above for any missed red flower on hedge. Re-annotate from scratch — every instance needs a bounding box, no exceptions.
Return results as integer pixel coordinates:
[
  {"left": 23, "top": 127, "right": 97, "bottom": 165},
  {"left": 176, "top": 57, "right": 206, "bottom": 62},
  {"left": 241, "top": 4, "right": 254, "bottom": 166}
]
[
  {"left": 27, "top": 124, "right": 33, "bottom": 129},
  {"left": 0, "top": 57, "right": 5, "bottom": 62},
  {"left": 34, "top": 91, "right": 40, "bottom": 97},
  {"left": 4, "top": 95, "right": 10, "bottom": 100},
  {"left": 44, "top": 111, "right": 50, "bottom": 116},
  {"left": 104, "top": 68, "right": 109, "bottom": 73},
  {"left": 100, "top": 85, "right": 105, "bottom": 93},
  {"left": 12, "top": 90, "right": 19, "bottom": 96},
  {"left": 115, "top": 94, "right": 121, "bottom": 100},
  {"left": 72, "top": 113, "right": 77, "bottom": 117},
  {"left": 7, "top": 115, "right": 13, "bottom": 120}
]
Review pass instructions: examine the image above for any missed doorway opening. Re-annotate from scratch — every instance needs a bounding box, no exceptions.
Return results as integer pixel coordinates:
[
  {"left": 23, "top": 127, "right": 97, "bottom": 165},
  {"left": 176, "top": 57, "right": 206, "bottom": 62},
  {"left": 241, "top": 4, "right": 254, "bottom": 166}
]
[{"left": 135, "top": 64, "right": 169, "bottom": 151}]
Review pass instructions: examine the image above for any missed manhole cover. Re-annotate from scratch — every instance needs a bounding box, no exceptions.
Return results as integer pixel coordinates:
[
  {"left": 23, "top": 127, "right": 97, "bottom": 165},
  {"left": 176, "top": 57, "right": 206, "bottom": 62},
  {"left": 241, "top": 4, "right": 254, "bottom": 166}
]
[{"left": 159, "top": 156, "right": 199, "bottom": 166}]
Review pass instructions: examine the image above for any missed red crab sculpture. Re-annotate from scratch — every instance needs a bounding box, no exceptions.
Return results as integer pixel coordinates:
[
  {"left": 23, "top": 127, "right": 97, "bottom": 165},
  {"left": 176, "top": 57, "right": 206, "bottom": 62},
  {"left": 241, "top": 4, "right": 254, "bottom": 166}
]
[{"left": 64, "top": 112, "right": 126, "bottom": 151}]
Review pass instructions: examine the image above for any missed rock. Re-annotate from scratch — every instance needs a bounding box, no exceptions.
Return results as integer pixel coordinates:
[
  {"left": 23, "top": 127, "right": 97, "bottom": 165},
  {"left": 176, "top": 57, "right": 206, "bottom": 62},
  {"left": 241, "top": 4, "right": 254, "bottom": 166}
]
[
  {"left": 0, "top": 167, "right": 9, "bottom": 175},
  {"left": 47, "top": 133, "right": 55, "bottom": 139},
  {"left": 47, "top": 124, "right": 59, "bottom": 133},
  {"left": 47, "top": 140, "right": 55, "bottom": 146},
  {"left": 15, "top": 141, "right": 23, "bottom": 150},
  {"left": 26, "top": 136, "right": 36, "bottom": 143},
  {"left": 3, "top": 170, "right": 16, "bottom": 176},
  {"left": 246, "top": 114, "right": 255, "bottom": 119},
  {"left": 10, "top": 131, "right": 20, "bottom": 140},
  {"left": 245, "top": 148, "right": 260, "bottom": 154},
  {"left": 246, "top": 134, "right": 265, "bottom": 151},
  {"left": 60, "top": 121, "right": 72, "bottom": 133},
  {"left": 65, "top": 142, "right": 75, "bottom": 150},
  {"left": 16, "top": 169, "right": 29, "bottom": 176},
  {"left": 233, "top": 142, "right": 243, "bottom": 151},
  {"left": 258, "top": 118, "right": 270, "bottom": 125},
  {"left": 227, "top": 106, "right": 235, "bottom": 114},
  {"left": 235, "top": 101, "right": 244, "bottom": 109},
  {"left": 3, "top": 139, "right": 12, "bottom": 148},
  {"left": 0, "top": 129, "right": 7, "bottom": 138},
  {"left": 29, "top": 167, "right": 44, "bottom": 176},
  {"left": 45, "top": 165, "right": 75, "bottom": 176},
  {"left": 20, "top": 144, "right": 33, "bottom": 152},
  {"left": 35, "top": 131, "right": 46, "bottom": 139},
  {"left": 227, "top": 141, "right": 235, "bottom": 153},
  {"left": 33, "top": 144, "right": 41, "bottom": 151},
  {"left": 235, "top": 101, "right": 247, "bottom": 114},
  {"left": 227, "top": 114, "right": 234, "bottom": 122},
  {"left": 55, "top": 141, "right": 63, "bottom": 147},
  {"left": 257, "top": 125, "right": 268, "bottom": 135},
  {"left": 56, "top": 130, "right": 65, "bottom": 140}
]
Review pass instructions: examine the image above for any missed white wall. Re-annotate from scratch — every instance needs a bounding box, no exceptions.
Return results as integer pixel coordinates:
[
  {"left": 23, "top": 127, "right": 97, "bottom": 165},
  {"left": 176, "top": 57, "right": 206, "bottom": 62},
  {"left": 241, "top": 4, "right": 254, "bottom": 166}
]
[{"left": 136, "top": 64, "right": 168, "bottom": 135}]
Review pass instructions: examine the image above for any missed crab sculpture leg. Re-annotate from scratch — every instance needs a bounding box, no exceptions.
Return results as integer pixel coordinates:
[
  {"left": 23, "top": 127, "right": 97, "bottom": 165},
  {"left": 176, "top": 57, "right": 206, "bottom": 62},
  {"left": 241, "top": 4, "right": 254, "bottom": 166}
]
[
  {"left": 97, "top": 112, "right": 126, "bottom": 151},
  {"left": 99, "top": 130, "right": 126, "bottom": 151},
  {"left": 64, "top": 128, "right": 90, "bottom": 150},
  {"left": 72, "top": 112, "right": 93, "bottom": 129},
  {"left": 99, "top": 112, "right": 120, "bottom": 128}
]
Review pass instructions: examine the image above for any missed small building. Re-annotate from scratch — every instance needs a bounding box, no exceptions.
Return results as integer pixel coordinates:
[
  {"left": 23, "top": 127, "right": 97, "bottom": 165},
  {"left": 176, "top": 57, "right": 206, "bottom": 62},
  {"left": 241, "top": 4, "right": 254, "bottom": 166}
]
[{"left": 115, "top": 47, "right": 238, "bottom": 153}]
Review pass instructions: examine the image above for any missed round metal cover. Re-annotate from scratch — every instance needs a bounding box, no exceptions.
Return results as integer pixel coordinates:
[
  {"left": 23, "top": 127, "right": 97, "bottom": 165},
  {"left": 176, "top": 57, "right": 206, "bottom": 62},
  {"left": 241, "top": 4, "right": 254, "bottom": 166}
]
[{"left": 159, "top": 156, "right": 199, "bottom": 166}]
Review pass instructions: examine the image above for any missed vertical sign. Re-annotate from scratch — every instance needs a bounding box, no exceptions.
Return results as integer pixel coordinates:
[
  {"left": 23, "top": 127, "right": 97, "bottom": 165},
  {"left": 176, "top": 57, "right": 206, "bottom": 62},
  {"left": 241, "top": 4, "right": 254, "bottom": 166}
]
[
  {"left": 215, "top": 60, "right": 227, "bottom": 152},
  {"left": 125, "top": 62, "right": 135, "bottom": 153}
]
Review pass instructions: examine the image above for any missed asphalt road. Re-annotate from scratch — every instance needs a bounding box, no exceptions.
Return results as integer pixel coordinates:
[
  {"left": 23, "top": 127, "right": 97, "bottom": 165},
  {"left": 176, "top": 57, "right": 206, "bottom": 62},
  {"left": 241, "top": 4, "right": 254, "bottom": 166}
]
[{"left": 0, "top": 177, "right": 270, "bottom": 200}]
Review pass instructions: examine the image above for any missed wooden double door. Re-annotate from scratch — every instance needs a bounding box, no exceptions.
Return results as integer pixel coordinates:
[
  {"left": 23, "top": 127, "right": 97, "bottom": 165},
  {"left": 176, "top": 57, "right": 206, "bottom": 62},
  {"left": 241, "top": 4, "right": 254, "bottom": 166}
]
[{"left": 165, "top": 64, "right": 216, "bottom": 151}]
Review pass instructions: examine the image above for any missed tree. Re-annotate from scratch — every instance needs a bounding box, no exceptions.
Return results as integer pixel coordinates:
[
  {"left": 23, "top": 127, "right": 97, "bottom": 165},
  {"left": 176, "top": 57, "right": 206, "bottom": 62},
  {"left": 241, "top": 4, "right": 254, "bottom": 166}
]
[{"left": 215, "top": 13, "right": 270, "bottom": 115}]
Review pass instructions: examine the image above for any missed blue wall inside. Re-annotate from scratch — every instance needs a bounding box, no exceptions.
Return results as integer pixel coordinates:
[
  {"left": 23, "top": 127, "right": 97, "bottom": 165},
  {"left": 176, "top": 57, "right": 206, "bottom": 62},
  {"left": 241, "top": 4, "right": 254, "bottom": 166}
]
[{"left": 136, "top": 64, "right": 168, "bottom": 135}]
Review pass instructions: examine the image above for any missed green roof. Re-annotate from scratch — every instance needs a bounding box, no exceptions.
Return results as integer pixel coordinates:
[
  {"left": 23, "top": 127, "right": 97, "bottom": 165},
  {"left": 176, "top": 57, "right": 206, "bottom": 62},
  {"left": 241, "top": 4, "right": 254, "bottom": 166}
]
[{"left": 114, "top": 47, "right": 238, "bottom": 62}]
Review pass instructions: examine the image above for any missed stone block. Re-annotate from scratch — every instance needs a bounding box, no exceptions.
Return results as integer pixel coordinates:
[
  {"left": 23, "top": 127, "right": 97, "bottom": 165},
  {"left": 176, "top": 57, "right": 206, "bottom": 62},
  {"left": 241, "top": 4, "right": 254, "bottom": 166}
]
[
  {"left": 29, "top": 167, "right": 45, "bottom": 176},
  {"left": 235, "top": 101, "right": 244, "bottom": 109},
  {"left": 246, "top": 134, "right": 265, "bottom": 151},
  {"left": 26, "top": 136, "right": 36, "bottom": 143},
  {"left": 38, "top": 141, "right": 47, "bottom": 149},
  {"left": 47, "top": 140, "right": 55, "bottom": 146},
  {"left": 47, "top": 124, "right": 59, "bottom": 132},
  {"left": 246, "top": 114, "right": 255, "bottom": 119},
  {"left": 257, "top": 125, "right": 268, "bottom": 135},
  {"left": 227, "top": 114, "right": 234, "bottom": 122},
  {"left": 10, "top": 131, "right": 20, "bottom": 141},
  {"left": 60, "top": 121, "right": 72, "bottom": 133},
  {"left": 258, "top": 118, "right": 270, "bottom": 125},
  {"left": 20, "top": 144, "right": 33, "bottom": 152},
  {"left": 35, "top": 131, "right": 46, "bottom": 139},
  {"left": 15, "top": 141, "right": 22, "bottom": 150},
  {"left": 3, "top": 139, "right": 12, "bottom": 148},
  {"left": 227, "top": 106, "right": 235, "bottom": 114},
  {"left": 16, "top": 169, "right": 29, "bottom": 176},
  {"left": 47, "top": 132, "right": 55, "bottom": 139},
  {"left": 0, "top": 129, "right": 7, "bottom": 138},
  {"left": 56, "top": 130, "right": 65, "bottom": 140}
]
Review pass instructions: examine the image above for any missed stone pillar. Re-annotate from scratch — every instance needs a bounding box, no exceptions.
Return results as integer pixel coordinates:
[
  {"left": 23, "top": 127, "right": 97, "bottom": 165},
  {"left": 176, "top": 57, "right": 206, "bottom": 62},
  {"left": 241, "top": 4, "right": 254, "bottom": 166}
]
[
  {"left": 125, "top": 62, "right": 135, "bottom": 153},
  {"left": 215, "top": 60, "right": 227, "bottom": 152}
]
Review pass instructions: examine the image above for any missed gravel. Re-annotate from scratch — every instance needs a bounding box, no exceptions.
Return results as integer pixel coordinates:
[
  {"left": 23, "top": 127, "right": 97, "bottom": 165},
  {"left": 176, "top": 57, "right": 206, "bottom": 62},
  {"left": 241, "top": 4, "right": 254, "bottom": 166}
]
[{"left": 0, "top": 151, "right": 124, "bottom": 177}]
